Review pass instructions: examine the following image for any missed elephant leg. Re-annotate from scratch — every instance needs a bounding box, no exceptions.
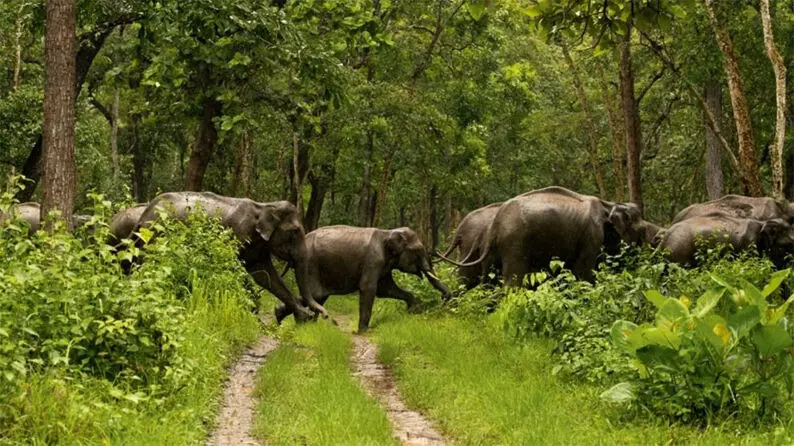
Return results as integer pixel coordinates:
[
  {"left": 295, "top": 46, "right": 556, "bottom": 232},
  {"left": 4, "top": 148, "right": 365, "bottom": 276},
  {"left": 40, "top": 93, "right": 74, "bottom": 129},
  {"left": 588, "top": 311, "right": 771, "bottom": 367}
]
[
  {"left": 572, "top": 249, "right": 598, "bottom": 283},
  {"left": 377, "top": 274, "right": 417, "bottom": 309},
  {"left": 358, "top": 272, "right": 380, "bottom": 332},
  {"left": 248, "top": 257, "right": 313, "bottom": 323}
]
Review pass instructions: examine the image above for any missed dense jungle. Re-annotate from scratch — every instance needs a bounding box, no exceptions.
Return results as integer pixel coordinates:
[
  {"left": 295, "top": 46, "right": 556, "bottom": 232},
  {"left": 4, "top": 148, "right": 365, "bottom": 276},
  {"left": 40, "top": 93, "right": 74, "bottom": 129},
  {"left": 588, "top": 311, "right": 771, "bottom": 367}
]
[{"left": 4, "top": 0, "right": 794, "bottom": 444}]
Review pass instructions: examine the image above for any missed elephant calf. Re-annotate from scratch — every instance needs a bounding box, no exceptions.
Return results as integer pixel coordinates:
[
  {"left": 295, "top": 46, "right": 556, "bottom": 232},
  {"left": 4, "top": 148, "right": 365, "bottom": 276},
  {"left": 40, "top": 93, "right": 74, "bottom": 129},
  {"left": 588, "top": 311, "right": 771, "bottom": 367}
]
[
  {"left": 659, "top": 214, "right": 794, "bottom": 267},
  {"left": 441, "top": 202, "right": 503, "bottom": 289},
  {"left": 276, "top": 225, "right": 450, "bottom": 331},
  {"left": 109, "top": 203, "right": 148, "bottom": 244}
]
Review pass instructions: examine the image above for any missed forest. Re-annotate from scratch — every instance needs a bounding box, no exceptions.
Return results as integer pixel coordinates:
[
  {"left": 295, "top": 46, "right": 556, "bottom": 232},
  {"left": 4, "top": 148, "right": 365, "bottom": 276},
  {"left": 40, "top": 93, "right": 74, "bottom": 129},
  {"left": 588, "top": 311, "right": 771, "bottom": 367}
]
[{"left": 4, "top": 0, "right": 794, "bottom": 444}]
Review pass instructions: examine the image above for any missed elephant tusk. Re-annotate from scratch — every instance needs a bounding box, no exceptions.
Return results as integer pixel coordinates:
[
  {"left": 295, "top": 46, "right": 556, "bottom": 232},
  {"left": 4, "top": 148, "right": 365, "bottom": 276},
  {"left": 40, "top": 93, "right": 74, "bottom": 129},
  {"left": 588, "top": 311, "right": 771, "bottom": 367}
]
[{"left": 425, "top": 271, "right": 442, "bottom": 282}]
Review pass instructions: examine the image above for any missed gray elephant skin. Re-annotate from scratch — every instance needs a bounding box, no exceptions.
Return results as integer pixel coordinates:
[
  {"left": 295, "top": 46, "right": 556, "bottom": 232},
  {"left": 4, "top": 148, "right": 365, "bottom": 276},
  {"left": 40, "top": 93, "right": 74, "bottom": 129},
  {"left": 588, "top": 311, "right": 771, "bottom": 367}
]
[
  {"left": 659, "top": 215, "right": 794, "bottom": 267},
  {"left": 441, "top": 202, "right": 503, "bottom": 289},
  {"left": 135, "top": 191, "right": 326, "bottom": 322},
  {"left": 276, "top": 225, "right": 450, "bottom": 331},
  {"left": 1, "top": 202, "right": 90, "bottom": 234},
  {"left": 672, "top": 195, "right": 794, "bottom": 224},
  {"left": 439, "top": 187, "right": 662, "bottom": 284},
  {"left": 109, "top": 203, "right": 148, "bottom": 244}
]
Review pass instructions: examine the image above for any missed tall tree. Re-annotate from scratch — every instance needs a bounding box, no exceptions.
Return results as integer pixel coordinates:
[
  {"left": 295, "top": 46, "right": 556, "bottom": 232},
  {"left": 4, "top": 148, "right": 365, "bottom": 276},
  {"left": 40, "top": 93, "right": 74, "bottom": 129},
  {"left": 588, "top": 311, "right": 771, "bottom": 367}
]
[
  {"left": 704, "top": 0, "right": 762, "bottom": 196},
  {"left": 561, "top": 42, "right": 606, "bottom": 197},
  {"left": 618, "top": 23, "right": 643, "bottom": 211},
  {"left": 759, "top": 0, "right": 786, "bottom": 198},
  {"left": 41, "top": 0, "right": 77, "bottom": 227},
  {"left": 703, "top": 79, "right": 724, "bottom": 200}
]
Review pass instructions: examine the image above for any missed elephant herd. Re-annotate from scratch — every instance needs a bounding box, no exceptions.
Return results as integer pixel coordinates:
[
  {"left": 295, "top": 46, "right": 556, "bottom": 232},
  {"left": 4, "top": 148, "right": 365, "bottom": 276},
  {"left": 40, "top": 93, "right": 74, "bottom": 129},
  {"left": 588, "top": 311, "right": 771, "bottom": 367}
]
[
  {"left": 4, "top": 187, "right": 794, "bottom": 331},
  {"left": 439, "top": 187, "right": 794, "bottom": 288}
]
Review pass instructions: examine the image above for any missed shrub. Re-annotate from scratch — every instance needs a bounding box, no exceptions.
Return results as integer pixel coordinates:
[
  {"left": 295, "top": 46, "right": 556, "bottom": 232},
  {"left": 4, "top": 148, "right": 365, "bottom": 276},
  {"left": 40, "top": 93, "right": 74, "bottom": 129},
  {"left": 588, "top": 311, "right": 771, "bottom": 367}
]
[{"left": 604, "top": 270, "right": 794, "bottom": 423}]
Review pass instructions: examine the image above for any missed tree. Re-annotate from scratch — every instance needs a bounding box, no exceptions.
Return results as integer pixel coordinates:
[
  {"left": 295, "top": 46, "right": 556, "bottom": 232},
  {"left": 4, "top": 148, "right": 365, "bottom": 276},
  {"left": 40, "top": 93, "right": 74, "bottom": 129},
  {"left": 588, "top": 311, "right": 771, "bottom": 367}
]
[
  {"left": 759, "top": 0, "right": 786, "bottom": 198},
  {"left": 41, "top": 0, "right": 77, "bottom": 227},
  {"left": 704, "top": 0, "right": 762, "bottom": 196}
]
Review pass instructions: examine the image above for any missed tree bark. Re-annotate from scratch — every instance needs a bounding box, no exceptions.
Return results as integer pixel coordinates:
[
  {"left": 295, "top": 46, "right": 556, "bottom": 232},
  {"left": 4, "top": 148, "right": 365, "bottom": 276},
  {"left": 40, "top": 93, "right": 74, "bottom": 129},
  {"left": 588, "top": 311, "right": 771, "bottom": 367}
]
[
  {"left": 291, "top": 130, "right": 303, "bottom": 218},
  {"left": 372, "top": 146, "right": 396, "bottom": 227},
  {"left": 760, "top": 0, "right": 786, "bottom": 198},
  {"left": 705, "top": 0, "right": 763, "bottom": 196},
  {"left": 618, "top": 23, "right": 643, "bottom": 211},
  {"left": 185, "top": 95, "right": 221, "bottom": 191},
  {"left": 41, "top": 0, "right": 77, "bottom": 228},
  {"left": 597, "top": 63, "right": 625, "bottom": 201},
  {"left": 561, "top": 42, "right": 606, "bottom": 197},
  {"left": 232, "top": 128, "right": 253, "bottom": 197},
  {"left": 16, "top": 23, "right": 118, "bottom": 201},
  {"left": 703, "top": 80, "right": 724, "bottom": 200},
  {"left": 12, "top": 4, "right": 24, "bottom": 92},
  {"left": 110, "top": 84, "right": 120, "bottom": 183},
  {"left": 357, "top": 129, "right": 375, "bottom": 227},
  {"left": 304, "top": 172, "right": 327, "bottom": 232}
]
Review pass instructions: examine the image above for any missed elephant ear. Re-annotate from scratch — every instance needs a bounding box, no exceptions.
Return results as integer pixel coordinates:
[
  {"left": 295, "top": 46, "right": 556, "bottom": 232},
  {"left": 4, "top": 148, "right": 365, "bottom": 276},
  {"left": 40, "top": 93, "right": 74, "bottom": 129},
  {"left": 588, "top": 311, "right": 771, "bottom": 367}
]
[
  {"left": 385, "top": 229, "right": 409, "bottom": 259},
  {"left": 253, "top": 204, "right": 281, "bottom": 242},
  {"left": 760, "top": 218, "right": 790, "bottom": 248}
]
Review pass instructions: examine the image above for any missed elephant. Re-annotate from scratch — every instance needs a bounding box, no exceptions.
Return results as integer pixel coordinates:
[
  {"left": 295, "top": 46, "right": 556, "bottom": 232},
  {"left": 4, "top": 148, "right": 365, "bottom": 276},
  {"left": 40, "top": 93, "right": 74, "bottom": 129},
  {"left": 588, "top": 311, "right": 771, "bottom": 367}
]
[
  {"left": 440, "top": 202, "right": 503, "bottom": 289},
  {"left": 134, "top": 191, "right": 325, "bottom": 322},
  {"left": 672, "top": 195, "right": 794, "bottom": 224},
  {"left": 109, "top": 203, "right": 148, "bottom": 244},
  {"left": 438, "top": 187, "right": 662, "bottom": 284},
  {"left": 658, "top": 214, "right": 794, "bottom": 268},
  {"left": 1, "top": 202, "right": 91, "bottom": 235},
  {"left": 275, "top": 225, "right": 450, "bottom": 332}
]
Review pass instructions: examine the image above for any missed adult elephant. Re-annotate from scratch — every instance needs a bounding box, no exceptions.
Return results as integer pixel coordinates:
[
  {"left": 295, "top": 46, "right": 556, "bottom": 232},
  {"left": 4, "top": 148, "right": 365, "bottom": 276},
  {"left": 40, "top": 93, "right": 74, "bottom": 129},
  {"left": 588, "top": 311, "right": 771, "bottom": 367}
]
[
  {"left": 1, "top": 202, "right": 90, "bottom": 234},
  {"left": 440, "top": 202, "right": 503, "bottom": 289},
  {"left": 135, "top": 192, "right": 325, "bottom": 322},
  {"left": 275, "top": 226, "right": 450, "bottom": 332},
  {"left": 438, "top": 187, "right": 662, "bottom": 284},
  {"left": 672, "top": 195, "right": 794, "bottom": 224},
  {"left": 109, "top": 203, "right": 148, "bottom": 244},
  {"left": 659, "top": 215, "right": 794, "bottom": 268}
]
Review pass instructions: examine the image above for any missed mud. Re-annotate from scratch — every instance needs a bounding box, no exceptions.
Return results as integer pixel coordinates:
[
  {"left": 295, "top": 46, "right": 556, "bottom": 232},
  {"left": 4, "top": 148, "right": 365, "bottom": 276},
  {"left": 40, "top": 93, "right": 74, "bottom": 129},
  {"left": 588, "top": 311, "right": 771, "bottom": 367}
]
[
  {"left": 206, "top": 335, "right": 279, "bottom": 446},
  {"left": 351, "top": 334, "right": 448, "bottom": 446}
]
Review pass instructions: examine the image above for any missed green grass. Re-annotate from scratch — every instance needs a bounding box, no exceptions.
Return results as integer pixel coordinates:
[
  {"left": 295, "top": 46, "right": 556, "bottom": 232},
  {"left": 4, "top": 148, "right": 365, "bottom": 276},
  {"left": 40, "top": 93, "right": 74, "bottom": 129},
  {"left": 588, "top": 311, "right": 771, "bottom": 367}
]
[
  {"left": 253, "top": 319, "right": 397, "bottom": 445},
  {"left": 372, "top": 313, "right": 790, "bottom": 445},
  {"left": 0, "top": 281, "right": 261, "bottom": 445}
]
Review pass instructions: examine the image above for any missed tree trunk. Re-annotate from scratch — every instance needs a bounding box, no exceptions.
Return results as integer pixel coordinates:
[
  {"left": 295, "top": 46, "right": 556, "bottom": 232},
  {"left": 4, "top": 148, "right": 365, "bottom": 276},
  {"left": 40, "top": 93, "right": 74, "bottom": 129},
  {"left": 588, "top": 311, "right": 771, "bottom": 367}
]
[
  {"left": 357, "top": 129, "right": 375, "bottom": 227},
  {"left": 598, "top": 65, "right": 625, "bottom": 201},
  {"left": 16, "top": 24, "right": 117, "bottom": 201},
  {"left": 41, "top": 0, "right": 77, "bottom": 228},
  {"left": 704, "top": 80, "right": 724, "bottom": 200},
  {"left": 760, "top": 0, "right": 786, "bottom": 198},
  {"left": 305, "top": 173, "right": 327, "bottom": 232},
  {"left": 110, "top": 84, "right": 120, "bottom": 183},
  {"left": 291, "top": 130, "right": 303, "bottom": 218},
  {"left": 232, "top": 128, "right": 253, "bottom": 197},
  {"left": 185, "top": 96, "right": 221, "bottom": 191},
  {"left": 130, "top": 115, "right": 147, "bottom": 202},
  {"left": 373, "top": 146, "right": 396, "bottom": 227},
  {"left": 429, "top": 184, "right": 439, "bottom": 250},
  {"left": 785, "top": 150, "right": 794, "bottom": 200},
  {"left": 561, "top": 42, "right": 606, "bottom": 197},
  {"left": 618, "top": 23, "right": 643, "bottom": 211},
  {"left": 705, "top": 0, "right": 762, "bottom": 196},
  {"left": 12, "top": 5, "right": 24, "bottom": 92}
]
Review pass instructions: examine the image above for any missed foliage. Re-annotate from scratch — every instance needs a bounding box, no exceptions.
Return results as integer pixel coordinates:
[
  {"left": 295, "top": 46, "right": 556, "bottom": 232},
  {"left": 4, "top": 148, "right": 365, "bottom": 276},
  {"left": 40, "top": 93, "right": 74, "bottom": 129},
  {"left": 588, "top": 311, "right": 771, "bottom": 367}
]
[
  {"left": 0, "top": 193, "right": 259, "bottom": 443},
  {"left": 605, "top": 270, "right": 794, "bottom": 423}
]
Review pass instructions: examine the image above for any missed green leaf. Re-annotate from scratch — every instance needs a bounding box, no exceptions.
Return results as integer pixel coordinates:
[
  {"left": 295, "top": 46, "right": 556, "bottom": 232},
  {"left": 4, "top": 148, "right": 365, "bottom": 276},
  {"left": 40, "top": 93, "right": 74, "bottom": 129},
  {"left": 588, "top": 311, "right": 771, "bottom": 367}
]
[
  {"left": 752, "top": 325, "right": 793, "bottom": 356},
  {"left": 467, "top": 0, "right": 487, "bottom": 20},
  {"left": 600, "top": 382, "right": 635, "bottom": 403},
  {"left": 762, "top": 269, "right": 790, "bottom": 298},
  {"left": 643, "top": 289, "right": 667, "bottom": 308},
  {"left": 767, "top": 294, "right": 794, "bottom": 326},
  {"left": 611, "top": 320, "right": 639, "bottom": 353},
  {"left": 634, "top": 325, "right": 681, "bottom": 350},
  {"left": 657, "top": 298, "right": 689, "bottom": 324},
  {"left": 692, "top": 287, "right": 725, "bottom": 318},
  {"left": 695, "top": 315, "right": 730, "bottom": 350},
  {"left": 728, "top": 305, "right": 761, "bottom": 339}
]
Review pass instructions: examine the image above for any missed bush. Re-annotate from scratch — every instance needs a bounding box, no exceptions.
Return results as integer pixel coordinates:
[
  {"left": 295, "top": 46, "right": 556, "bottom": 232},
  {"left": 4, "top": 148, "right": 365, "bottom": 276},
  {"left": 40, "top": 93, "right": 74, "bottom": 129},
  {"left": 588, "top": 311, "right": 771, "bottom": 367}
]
[
  {"left": 604, "top": 270, "right": 794, "bottom": 423},
  {"left": 0, "top": 193, "right": 259, "bottom": 442}
]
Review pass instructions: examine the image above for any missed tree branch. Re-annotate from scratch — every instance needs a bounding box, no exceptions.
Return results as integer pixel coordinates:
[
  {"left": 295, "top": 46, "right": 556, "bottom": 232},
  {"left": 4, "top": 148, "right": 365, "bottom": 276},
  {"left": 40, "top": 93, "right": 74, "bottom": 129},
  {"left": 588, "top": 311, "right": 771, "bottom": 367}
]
[{"left": 636, "top": 67, "right": 665, "bottom": 104}]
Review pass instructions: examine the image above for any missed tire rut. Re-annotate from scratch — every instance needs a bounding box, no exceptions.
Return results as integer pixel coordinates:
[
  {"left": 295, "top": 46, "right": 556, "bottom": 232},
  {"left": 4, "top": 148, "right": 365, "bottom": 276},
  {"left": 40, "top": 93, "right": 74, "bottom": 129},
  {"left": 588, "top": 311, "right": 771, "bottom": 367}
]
[
  {"left": 349, "top": 327, "right": 447, "bottom": 446},
  {"left": 206, "top": 335, "right": 279, "bottom": 446}
]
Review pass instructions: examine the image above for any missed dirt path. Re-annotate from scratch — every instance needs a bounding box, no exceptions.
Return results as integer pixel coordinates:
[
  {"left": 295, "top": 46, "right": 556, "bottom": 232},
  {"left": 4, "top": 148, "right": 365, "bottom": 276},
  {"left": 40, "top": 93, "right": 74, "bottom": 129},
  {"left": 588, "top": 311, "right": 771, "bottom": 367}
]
[
  {"left": 350, "top": 330, "right": 447, "bottom": 445},
  {"left": 206, "top": 335, "right": 279, "bottom": 446}
]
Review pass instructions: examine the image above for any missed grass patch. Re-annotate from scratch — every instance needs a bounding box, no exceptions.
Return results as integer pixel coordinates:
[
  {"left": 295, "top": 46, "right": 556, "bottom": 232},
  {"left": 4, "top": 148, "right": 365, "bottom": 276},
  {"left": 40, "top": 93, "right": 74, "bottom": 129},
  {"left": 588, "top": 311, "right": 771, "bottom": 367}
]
[
  {"left": 254, "top": 320, "right": 397, "bottom": 445},
  {"left": 372, "top": 314, "right": 788, "bottom": 445}
]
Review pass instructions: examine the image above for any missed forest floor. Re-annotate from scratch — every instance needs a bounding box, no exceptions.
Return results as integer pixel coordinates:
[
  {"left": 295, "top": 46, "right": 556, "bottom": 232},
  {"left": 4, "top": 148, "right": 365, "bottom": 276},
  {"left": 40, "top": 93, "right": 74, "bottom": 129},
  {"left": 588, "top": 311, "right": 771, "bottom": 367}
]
[{"left": 224, "top": 295, "right": 782, "bottom": 445}]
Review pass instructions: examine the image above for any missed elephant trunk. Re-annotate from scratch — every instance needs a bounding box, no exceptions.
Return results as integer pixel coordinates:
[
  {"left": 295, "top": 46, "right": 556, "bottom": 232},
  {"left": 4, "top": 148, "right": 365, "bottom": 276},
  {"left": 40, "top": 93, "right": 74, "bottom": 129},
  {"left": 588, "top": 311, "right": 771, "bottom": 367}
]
[{"left": 422, "top": 257, "right": 450, "bottom": 301}]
